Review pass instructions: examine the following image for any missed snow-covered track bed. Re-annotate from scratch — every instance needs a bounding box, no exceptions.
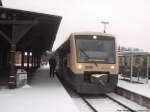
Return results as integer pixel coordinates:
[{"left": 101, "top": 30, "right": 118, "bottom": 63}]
[
  {"left": 67, "top": 88, "right": 132, "bottom": 112},
  {"left": 106, "top": 93, "right": 148, "bottom": 112},
  {"left": 117, "top": 86, "right": 150, "bottom": 109},
  {"left": 59, "top": 76, "right": 148, "bottom": 112},
  {"left": 68, "top": 87, "right": 148, "bottom": 112},
  {"left": 81, "top": 94, "right": 130, "bottom": 112}
]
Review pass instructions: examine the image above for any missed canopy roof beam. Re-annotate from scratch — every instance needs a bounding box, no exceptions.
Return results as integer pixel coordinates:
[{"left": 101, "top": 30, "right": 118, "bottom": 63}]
[
  {"left": 0, "top": 20, "right": 38, "bottom": 25},
  {"left": 0, "top": 30, "right": 11, "bottom": 43}
]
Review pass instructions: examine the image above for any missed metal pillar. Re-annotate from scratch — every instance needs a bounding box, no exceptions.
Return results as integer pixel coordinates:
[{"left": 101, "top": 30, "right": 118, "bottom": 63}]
[
  {"left": 33, "top": 56, "right": 36, "bottom": 68},
  {"left": 31, "top": 53, "right": 33, "bottom": 68},
  {"left": 101, "top": 21, "right": 109, "bottom": 33},
  {"left": 32, "top": 55, "right": 34, "bottom": 68},
  {"left": 37, "top": 56, "right": 41, "bottom": 68},
  {"left": 2, "top": 50, "right": 6, "bottom": 66},
  {"left": 130, "top": 52, "right": 133, "bottom": 83},
  {"left": 0, "top": 49, "right": 2, "bottom": 68},
  {"left": 36, "top": 56, "right": 38, "bottom": 68},
  {"left": 27, "top": 51, "right": 30, "bottom": 73},
  {"left": 21, "top": 50, "right": 24, "bottom": 69},
  {"left": 146, "top": 55, "right": 149, "bottom": 84},
  {"left": 35, "top": 56, "right": 37, "bottom": 68},
  {"left": 8, "top": 44, "right": 16, "bottom": 89}
]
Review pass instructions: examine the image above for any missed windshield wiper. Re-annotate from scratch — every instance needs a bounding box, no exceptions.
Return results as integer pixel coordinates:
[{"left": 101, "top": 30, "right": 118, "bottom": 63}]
[
  {"left": 79, "top": 48, "right": 101, "bottom": 66},
  {"left": 88, "top": 59, "right": 105, "bottom": 62},
  {"left": 79, "top": 48, "right": 90, "bottom": 59}
]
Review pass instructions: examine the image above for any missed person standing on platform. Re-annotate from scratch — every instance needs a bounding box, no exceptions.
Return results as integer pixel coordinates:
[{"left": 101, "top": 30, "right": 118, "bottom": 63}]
[{"left": 49, "top": 56, "right": 56, "bottom": 78}]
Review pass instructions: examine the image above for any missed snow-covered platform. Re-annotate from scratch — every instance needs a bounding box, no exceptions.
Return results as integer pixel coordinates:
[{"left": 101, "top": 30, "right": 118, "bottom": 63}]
[
  {"left": 0, "top": 66, "right": 79, "bottom": 112},
  {"left": 107, "top": 93, "right": 148, "bottom": 111},
  {"left": 117, "top": 79, "right": 150, "bottom": 109},
  {"left": 118, "top": 79, "right": 150, "bottom": 99}
]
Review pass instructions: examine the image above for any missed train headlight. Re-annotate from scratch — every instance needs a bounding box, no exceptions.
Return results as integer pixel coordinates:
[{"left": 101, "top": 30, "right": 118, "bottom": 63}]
[
  {"left": 110, "top": 66, "right": 115, "bottom": 70},
  {"left": 77, "top": 64, "right": 83, "bottom": 69},
  {"left": 93, "top": 35, "right": 97, "bottom": 39}
]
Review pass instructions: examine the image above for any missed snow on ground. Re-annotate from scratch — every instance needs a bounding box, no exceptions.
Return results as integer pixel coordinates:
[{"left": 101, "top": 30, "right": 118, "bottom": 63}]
[
  {"left": 68, "top": 89, "right": 93, "bottom": 112},
  {"left": 0, "top": 66, "right": 79, "bottom": 112},
  {"left": 107, "top": 93, "right": 148, "bottom": 110},
  {"left": 72, "top": 97, "right": 93, "bottom": 112},
  {"left": 86, "top": 96, "right": 127, "bottom": 112},
  {"left": 118, "top": 78, "right": 150, "bottom": 99},
  {"left": 40, "top": 64, "right": 50, "bottom": 69}
]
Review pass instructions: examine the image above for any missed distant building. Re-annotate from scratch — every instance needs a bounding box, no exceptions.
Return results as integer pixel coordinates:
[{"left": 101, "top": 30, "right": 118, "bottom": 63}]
[
  {"left": 117, "top": 46, "right": 143, "bottom": 52},
  {"left": 118, "top": 51, "right": 149, "bottom": 83}
]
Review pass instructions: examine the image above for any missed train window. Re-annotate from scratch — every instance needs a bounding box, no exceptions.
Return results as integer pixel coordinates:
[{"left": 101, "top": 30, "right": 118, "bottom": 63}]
[{"left": 75, "top": 35, "right": 116, "bottom": 64}]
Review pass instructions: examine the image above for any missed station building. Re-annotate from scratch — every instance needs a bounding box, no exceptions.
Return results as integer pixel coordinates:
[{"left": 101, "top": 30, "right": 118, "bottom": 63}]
[{"left": 0, "top": 7, "right": 62, "bottom": 88}]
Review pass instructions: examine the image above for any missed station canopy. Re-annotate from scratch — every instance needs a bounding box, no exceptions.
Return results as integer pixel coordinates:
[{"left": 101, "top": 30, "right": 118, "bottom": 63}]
[{"left": 0, "top": 7, "right": 62, "bottom": 55}]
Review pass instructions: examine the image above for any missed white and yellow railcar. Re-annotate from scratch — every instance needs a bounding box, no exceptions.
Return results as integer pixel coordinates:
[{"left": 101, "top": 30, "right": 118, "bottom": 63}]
[{"left": 55, "top": 32, "right": 118, "bottom": 94}]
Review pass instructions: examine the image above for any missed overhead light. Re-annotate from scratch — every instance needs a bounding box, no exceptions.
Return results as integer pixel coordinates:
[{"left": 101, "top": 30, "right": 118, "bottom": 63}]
[
  {"left": 24, "top": 52, "right": 27, "bottom": 56},
  {"left": 30, "top": 52, "right": 32, "bottom": 56}
]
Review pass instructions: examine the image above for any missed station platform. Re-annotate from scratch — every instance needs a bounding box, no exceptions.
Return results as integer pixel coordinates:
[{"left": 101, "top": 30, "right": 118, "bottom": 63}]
[
  {"left": 0, "top": 66, "right": 80, "bottom": 112},
  {"left": 118, "top": 79, "right": 150, "bottom": 99},
  {"left": 117, "top": 79, "right": 150, "bottom": 108}
]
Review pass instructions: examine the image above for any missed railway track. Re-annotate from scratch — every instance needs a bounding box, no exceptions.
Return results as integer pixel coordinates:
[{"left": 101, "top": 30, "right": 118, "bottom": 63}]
[
  {"left": 67, "top": 87, "right": 134, "bottom": 112},
  {"left": 81, "top": 94, "right": 136, "bottom": 112},
  {"left": 105, "top": 94, "right": 135, "bottom": 112},
  {"left": 58, "top": 76, "right": 131, "bottom": 112},
  {"left": 79, "top": 94, "right": 98, "bottom": 112},
  {"left": 78, "top": 94, "right": 132, "bottom": 112},
  {"left": 72, "top": 91, "right": 148, "bottom": 112},
  {"left": 57, "top": 75, "right": 147, "bottom": 112}
]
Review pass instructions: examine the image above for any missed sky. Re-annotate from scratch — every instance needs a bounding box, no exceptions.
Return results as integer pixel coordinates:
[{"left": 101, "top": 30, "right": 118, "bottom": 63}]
[{"left": 2, "top": 0, "right": 150, "bottom": 51}]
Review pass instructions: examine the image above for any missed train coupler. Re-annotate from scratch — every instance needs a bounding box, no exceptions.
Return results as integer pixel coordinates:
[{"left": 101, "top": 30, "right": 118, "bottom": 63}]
[{"left": 91, "top": 74, "right": 108, "bottom": 85}]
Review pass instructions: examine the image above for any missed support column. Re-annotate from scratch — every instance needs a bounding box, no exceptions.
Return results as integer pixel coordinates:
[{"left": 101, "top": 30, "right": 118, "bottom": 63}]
[
  {"left": 21, "top": 50, "right": 24, "bottom": 69},
  {"left": 34, "top": 56, "right": 37, "bottom": 68},
  {"left": 0, "top": 49, "right": 2, "bottom": 68},
  {"left": 32, "top": 54, "right": 35, "bottom": 72},
  {"left": 8, "top": 44, "right": 16, "bottom": 89},
  {"left": 32, "top": 55, "right": 34, "bottom": 68},
  {"left": 27, "top": 51, "right": 30, "bottom": 73},
  {"left": 37, "top": 56, "right": 41, "bottom": 68},
  {"left": 2, "top": 50, "right": 4, "bottom": 67},
  {"left": 33, "top": 56, "right": 36, "bottom": 68},
  {"left": 35, "top": 56, "right": 38, "bottom": 68},
  {"left": 31, "top": 53, "right": 34, "bottom": 68}
]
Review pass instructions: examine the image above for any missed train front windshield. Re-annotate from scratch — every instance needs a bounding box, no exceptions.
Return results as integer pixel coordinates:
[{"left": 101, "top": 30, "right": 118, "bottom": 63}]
[{"left": 75, "top": 35, "right": 116, "bottom": 64}]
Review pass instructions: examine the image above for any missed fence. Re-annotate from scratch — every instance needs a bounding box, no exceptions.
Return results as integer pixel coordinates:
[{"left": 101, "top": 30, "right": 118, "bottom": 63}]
[{"left": 118, "top": 51, "right": 149, "bottom": 84}]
